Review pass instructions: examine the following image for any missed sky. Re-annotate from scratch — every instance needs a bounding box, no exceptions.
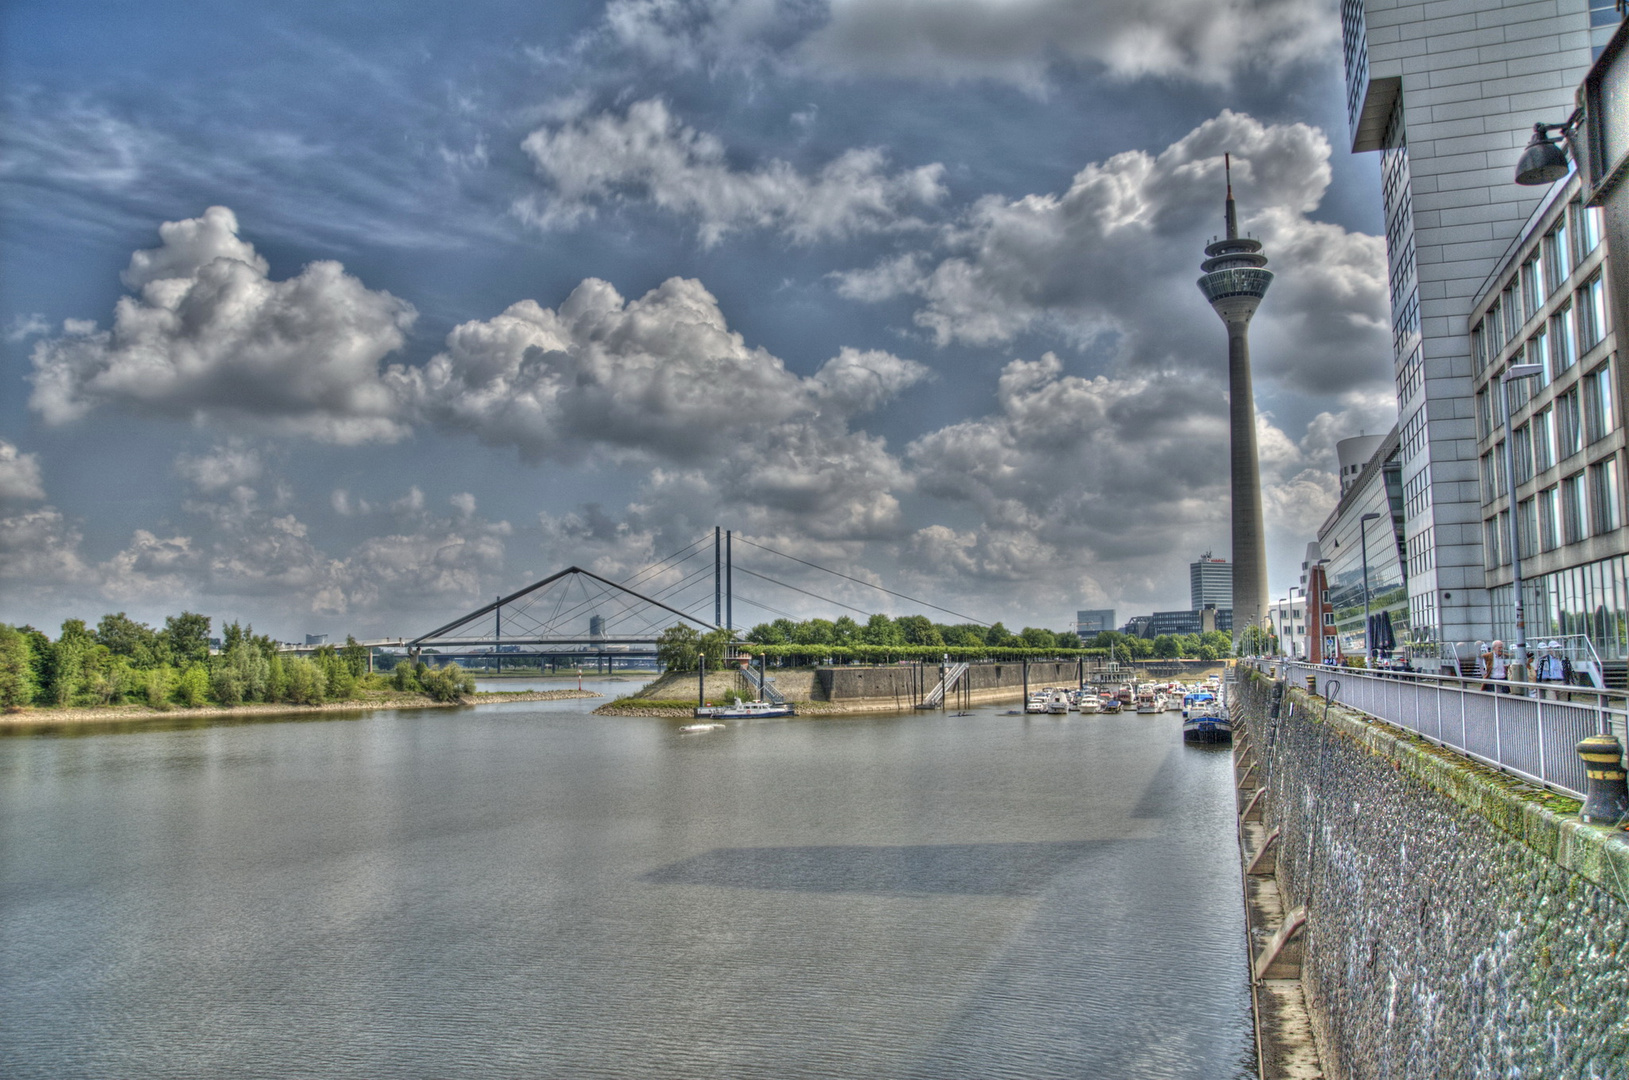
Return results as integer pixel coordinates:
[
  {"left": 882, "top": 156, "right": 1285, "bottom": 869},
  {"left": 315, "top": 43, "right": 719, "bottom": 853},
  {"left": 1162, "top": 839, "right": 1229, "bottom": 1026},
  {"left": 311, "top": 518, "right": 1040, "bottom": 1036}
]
[{"left": 0, "top": 0, "right": 1395, "bottom": 642}]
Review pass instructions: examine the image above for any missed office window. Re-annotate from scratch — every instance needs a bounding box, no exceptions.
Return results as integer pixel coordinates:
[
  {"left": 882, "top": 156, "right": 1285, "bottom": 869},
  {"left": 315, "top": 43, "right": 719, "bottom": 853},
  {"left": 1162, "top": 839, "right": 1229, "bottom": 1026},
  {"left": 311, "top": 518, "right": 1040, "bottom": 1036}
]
[
  {"left": 1563, "top": 471, "right": 1588, "bottom": 543},
  {"left": 1545, "top": 219, "right": 1571, "bottom": 288},
  {"left": 1585, "top": 364, "right": 1616, "bottom": 443},
  {"left": 1472, "top": 321, "right": 1488, "bottom": 374},
  {"left": 1504, "top": 285, "right": 1521, "bottom": 342},
  {"left": 1578, "top": 202, "right": 1604, "bottom": 256},
  {"left": 1405, "top": 466, "right": 1433, "bottom": 518},
  {"left": 1551, "top": 304, "right": 1577, "bottom": 374},
  {"left": 1513, "top": 423, "right": 1533, "bottom": 483},
  {"left": 1579, "top": 275, "right": 1608, "bottom": 350},
  {"left": 1528, "top": 329, "right": 1550, "bottom": 389},
  {"left": 1522, "top": 259, "right": 1543, "bottom": 321},
  {"left": 1489, "top": 299, "right": 1506, "bottom": 353},
  {"left": 1518, "top": 497, "right": 1538, "bottom": 559},
  {"left": 1590, "top": 456, "right": 1621, "bottom": 533},
  {"left": 1481, "top": 451, "right": 1498, "bottom": 504},
  {"left": 1401, "top": 406, "right": 1427, "bottom": 462},
  {"left": 1533, "top": 407, "right": 1555, "bottom": 473},
  {"left": 1539, "top": 486, "right": 1560, "bottom": 550},
  {"left": 1557, "top": 387, "right": 1584, "bottom": 459},
  {"left": 1484, "top": 515, "right": 1505, "bottom": 569},
  {"left": 1476, "top": 387, "right": 1492, "bottom": 440}
]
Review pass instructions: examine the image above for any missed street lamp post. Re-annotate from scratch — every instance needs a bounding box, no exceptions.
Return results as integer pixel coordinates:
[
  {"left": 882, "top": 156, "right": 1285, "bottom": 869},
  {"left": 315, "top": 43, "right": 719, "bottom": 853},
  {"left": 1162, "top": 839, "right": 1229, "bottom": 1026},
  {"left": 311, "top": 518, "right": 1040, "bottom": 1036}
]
[
  {"left": 1501, "top": 362, "right": 1545, "bottom": 683},
  {"left": 1359, "top": 512, "right": 1382, "bottom": 664}
]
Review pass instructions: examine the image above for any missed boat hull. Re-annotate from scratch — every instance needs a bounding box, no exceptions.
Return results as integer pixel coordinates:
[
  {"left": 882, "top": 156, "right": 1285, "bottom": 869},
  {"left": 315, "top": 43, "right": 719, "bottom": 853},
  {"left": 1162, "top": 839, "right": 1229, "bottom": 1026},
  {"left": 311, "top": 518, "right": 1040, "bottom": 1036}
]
[{"left": 1182, "top": 716, "right": 1233, "bottom": 744}]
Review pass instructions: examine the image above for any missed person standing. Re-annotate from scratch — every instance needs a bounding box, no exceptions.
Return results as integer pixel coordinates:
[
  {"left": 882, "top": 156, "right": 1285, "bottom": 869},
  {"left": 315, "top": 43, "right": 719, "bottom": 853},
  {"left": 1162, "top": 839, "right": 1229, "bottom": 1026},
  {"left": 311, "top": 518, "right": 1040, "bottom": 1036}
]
[
  {"left": 1489, "top": 640, "right": 1510, "bottom": 693},
  {"left": 1476, "top": 641, "right": 1493, "bottom": 692}
]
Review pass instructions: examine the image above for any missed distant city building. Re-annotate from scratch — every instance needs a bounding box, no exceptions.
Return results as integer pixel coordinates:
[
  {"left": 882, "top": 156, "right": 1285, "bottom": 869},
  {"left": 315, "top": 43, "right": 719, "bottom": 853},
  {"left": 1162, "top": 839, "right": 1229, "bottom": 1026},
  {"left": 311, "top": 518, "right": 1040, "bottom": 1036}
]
[
  {"left": 1122, "top": 615, "right": 1154, "bottom": 638},
  {"left": 1268, "top": 590, "right": 1308, "bottom": 658},
  {"left": 304, "top": 634, "right": 328, "bottom": 646},
  {"left": 1340, "top": 0, "right": 1617, "bottom": 645},
  {"left": 1337, "top": 434, "right": 1385, "bottom": 496},
  {"left": 589, "top": 615, "right": 605, "bottom": 638},
  {"left": 1075, "top": 609, "right": 1116, "bottom": 637},
  {"left": 1317, "top": 427, "right": 1407, "bottom": 658},
  {"left": 1190, "top": 555, "right": 1232, "bottom": 611},
  {"left": 1146, "top": 608, "right": 1232, "bottom": 638}
]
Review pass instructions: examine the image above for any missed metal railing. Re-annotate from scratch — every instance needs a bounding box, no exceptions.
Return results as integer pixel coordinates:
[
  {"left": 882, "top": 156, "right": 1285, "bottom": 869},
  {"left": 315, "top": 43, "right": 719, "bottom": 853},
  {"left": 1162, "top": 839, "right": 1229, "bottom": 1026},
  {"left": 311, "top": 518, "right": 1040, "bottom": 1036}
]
[
  {"left": 740, "top": 666, "right": 785, "bottom": 705},
  {"left": 917, "top": 662, "right": 970, "bottom": 709},
  {"left": 1258, "top": 659, "right": 1627, "bottom": 800}
]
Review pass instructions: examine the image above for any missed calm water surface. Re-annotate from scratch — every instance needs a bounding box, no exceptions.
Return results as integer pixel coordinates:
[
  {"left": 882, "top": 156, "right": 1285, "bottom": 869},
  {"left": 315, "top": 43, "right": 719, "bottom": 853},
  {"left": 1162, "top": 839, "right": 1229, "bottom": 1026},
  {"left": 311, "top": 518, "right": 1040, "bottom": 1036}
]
[{"left": 1, "top": 698, "right": 1255, "bottom": 1078}]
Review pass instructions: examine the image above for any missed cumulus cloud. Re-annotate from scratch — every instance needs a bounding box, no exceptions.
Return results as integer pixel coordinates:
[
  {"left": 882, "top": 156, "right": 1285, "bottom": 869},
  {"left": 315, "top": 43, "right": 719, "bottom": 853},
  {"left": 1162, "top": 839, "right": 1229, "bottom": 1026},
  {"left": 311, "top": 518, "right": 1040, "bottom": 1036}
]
[
  {"left": 0, "top": 440, "right": 46, "bottom": 501},
  {"left": 517, "top": 98, "right": 946, "bottom": 245},
  {"left": 174, "top": 443, "right": 265, "bottom": 494},
  {"left": 835, "top": 110, "right": 1390, "bottom": 400},
  {"left": 597, "top": 0, "right": 1335, "bottom": 88},
  {"left": 29, "top": 207, "right": 416, "bottom": 444},
  {"left": 0, "top": 506, "right": 88, "bottom": 584},
  {"left": 900, "top": 352, "right": 1341, "bottom": 609}
]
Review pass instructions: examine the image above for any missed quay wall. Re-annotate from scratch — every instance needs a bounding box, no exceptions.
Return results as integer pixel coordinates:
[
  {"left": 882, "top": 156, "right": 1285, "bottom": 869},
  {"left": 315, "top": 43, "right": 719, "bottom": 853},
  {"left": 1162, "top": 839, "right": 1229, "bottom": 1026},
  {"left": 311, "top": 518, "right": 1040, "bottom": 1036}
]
[
  {"left": 1233, "top": 669, "right": 1629, "bottom": 1079},
  {"left": 815, "top": 660, "right": 1087, "bottom": 706}
]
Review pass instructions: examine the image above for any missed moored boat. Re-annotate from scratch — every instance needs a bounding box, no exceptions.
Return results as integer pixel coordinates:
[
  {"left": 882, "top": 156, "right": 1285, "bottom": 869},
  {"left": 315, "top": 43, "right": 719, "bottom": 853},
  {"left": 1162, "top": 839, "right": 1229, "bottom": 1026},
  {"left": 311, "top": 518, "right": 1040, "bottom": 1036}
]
[
  {"left": 1182, "top": 705, "right": 1232, "bottom": 743},
  {"left": 695, "top": 697, "right": 796, "bottom": 720}
]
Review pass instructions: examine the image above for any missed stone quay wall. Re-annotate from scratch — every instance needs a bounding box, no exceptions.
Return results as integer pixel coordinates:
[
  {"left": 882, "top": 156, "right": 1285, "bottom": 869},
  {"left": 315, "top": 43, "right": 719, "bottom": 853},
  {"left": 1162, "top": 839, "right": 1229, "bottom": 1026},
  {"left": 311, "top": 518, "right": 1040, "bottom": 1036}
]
[
  {"left": 1234, "top": 668, "right": 1629, "bottom": 1079},
  {"left": 815, "top": 660, "right": 1090, "bottom": 707}
]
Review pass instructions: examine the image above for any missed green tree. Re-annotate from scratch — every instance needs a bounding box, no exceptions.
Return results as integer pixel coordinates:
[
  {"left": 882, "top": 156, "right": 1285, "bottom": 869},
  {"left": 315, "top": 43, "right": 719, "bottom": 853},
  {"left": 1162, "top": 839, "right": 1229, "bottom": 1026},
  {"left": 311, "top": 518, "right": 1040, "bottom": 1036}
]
[
  {"left": 391, "top": 660, "right": 420, "bottom": 692},
  {"left": 175, "top": 663, "right": 211, "bottom": 707},
  {"left": 656, "top": 624, "right": 701, "bottom": 671},
  {"left": 896, "top": 615, "right": 944, "bottom": 647},
  {"left": 1152, "top": 634, "right": 1180, "bottom": 659},
  {"left": 830, "top": 616, "right": 861, "bottom": 645},
  {"left": 50, "top": 619, "right": 95, "bottom": 705},
  {"left": 420, "top": 662, "right": 474, "bottom": 702},
  {"left": 941, "top": 624, "right": 985, "bottom": 647},
  {"left": 161, "top": 612, "right": 212, "bottom": 666},
  {"left": 983, "top": 622, "right": 1016, "bottom": 647},
  {"left": 1054, "top": 631, "right": 1082, "bottom": 650},
  {"left": 1019, "top": 627, "right": 1058, "bottom": 650},
  {"left": 283, "top": 657, "right": 327, "bottom": 705},
  {"left": 18, "top": 626, "right": 53, "bottom": 704},
  {"left": 792, "top": 618, "right": 836, "bottom": 646},
  {"left": 96, "top": 612, "right": 159, "bottom": 666},
  {"left": 0, "top": 625, "right": 36, "bottom": 708},
  {"left": 858, "top": 613, "right": 902, "bottom": 646},
  {"left": 699, "top": 628, "right": 733, "bottom": 670},
  {"left": 340, "top": 636, "right": 370, "bottom": 678},
  {"left": 745, "top": 621, "right": 788, "bottom": 645}
]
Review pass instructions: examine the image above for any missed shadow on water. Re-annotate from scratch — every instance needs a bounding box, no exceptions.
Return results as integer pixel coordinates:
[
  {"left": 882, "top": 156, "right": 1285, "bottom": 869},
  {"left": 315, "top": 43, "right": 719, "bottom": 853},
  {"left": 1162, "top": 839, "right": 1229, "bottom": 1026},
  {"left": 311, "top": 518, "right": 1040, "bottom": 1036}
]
[{"left": 642, "top": 840, "right": 1125, "bottom": 897}]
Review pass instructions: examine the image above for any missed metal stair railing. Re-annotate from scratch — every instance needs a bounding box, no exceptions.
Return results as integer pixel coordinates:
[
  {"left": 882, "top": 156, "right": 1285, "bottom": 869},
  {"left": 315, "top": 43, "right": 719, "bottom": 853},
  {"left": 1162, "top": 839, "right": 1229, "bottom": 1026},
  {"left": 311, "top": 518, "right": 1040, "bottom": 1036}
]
[
  {"left": 917, "top": 661, "right": 970, "bottom": 709},
  {"left": 741, "top": 666, "right": 785, "bottom": 704}
]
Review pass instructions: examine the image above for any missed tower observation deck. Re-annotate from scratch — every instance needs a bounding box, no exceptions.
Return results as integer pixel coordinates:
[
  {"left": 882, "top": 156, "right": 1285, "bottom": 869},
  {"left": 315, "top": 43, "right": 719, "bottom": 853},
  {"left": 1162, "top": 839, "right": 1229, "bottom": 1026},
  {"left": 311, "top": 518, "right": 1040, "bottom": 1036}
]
[{"left": 1197, "top": 155, "right": 1273, "bottom": 644}]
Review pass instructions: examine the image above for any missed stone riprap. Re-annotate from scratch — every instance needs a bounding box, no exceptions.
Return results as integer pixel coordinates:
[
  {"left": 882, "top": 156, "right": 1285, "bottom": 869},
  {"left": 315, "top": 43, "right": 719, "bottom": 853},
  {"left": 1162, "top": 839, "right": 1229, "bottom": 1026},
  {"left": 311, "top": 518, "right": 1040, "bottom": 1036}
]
[{"left": 1234, "top": 669, "right": 1629, "bottom": 1080}]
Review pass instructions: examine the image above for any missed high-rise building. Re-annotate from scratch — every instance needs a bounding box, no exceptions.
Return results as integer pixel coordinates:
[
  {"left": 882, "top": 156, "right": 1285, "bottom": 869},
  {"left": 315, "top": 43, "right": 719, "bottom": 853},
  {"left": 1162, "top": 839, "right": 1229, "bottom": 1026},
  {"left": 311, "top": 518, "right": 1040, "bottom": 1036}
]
[
  {"left": 1190, "top": 554, "right": 1233, "bottom": 611},
  {"left": 1198, "top": 159, "right": 1272, "bottom": 640},
  {"left": 1075, "top": 609, "right": 1116, "bottom": 637},
  {"left": 1339, "top": 0, "right": 1619, "bottom": 644}
]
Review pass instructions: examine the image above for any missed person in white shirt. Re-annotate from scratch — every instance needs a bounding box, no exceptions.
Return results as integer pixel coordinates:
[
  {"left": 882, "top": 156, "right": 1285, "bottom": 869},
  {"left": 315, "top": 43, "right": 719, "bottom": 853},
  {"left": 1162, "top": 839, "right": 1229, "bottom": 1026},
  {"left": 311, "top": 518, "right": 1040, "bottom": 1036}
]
[{"left": 1489, "top": 640, "right": 1509, "bottom": 693}]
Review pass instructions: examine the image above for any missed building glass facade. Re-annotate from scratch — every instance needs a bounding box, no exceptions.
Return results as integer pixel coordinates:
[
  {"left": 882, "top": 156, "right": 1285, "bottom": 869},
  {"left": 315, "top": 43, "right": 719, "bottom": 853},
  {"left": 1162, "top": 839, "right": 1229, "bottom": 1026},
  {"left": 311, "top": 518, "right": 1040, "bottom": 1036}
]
[{"left": 1318, "top": 434, "right": 1409, "bottom": 656}]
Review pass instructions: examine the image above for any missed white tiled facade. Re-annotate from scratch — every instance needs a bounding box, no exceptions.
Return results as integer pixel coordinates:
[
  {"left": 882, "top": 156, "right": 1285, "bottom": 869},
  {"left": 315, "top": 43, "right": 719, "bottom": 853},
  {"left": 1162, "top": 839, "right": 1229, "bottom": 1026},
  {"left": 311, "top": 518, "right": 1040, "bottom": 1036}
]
[{"left": 1340, "top": 0, "right": 1617, "bottom": 645}]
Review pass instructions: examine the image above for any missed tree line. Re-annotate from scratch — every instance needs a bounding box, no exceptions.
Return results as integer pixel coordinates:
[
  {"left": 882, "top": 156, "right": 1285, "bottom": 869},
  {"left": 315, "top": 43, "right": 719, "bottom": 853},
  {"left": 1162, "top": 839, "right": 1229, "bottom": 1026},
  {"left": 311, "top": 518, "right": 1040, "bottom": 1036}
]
[
  {"left": 654, "top": 615, "right": 1243, "bottom": 670},
  {"left": 0, "top": 613, "right": 474, "bottom": 710}
]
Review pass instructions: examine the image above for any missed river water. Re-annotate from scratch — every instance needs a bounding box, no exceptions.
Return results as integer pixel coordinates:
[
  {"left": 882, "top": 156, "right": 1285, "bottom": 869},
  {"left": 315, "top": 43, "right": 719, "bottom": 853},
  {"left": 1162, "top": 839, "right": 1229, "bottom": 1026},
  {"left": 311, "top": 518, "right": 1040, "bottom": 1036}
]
[{"left": 0, "top": 685, "right": 1255, "bottom": 1079}]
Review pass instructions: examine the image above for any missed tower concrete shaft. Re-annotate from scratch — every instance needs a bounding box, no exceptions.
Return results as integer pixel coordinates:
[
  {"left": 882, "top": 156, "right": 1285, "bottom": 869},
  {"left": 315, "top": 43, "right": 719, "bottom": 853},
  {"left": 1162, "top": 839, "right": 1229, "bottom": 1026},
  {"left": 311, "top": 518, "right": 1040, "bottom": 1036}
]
[{"left": 1196, "top": 157, "right": 1272, "bottom": 642}]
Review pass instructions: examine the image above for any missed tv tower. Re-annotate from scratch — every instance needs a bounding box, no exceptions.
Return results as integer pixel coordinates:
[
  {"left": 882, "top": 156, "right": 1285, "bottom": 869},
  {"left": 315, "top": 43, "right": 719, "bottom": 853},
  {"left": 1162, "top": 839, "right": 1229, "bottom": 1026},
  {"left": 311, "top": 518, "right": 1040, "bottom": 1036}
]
[{"left": 1197, "top": 154, "right": 1273, "bottom": 642}]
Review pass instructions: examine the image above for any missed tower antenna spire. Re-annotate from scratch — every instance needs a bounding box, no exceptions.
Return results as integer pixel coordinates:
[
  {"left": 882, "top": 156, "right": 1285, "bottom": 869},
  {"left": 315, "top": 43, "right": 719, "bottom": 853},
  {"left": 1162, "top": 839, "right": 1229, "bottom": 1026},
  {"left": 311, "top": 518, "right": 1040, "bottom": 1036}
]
[{"left": 1224, "top": 153, "right": 1237, "bottom": 240}]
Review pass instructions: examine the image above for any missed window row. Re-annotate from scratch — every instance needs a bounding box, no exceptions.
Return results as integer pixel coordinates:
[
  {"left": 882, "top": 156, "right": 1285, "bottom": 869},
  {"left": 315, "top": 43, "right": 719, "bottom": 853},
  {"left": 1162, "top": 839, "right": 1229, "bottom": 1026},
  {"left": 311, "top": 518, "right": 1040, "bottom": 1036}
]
[
  {"left": 1486, "top": 455, "right": 1623, "bottom": 567},
  {"left": 1473, "top": 274, "right": 1606, "bottom": 377},
  {"left": 1479, "top": 365, "right": 1616, "bottom": 498}
]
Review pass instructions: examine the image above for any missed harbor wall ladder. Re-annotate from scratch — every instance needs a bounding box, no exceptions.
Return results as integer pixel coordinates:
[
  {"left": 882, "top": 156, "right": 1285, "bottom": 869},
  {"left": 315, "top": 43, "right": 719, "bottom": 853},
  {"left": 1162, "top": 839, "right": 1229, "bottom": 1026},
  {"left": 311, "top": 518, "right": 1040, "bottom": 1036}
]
[{"left": 916, "top": 661, "right": 971, "bottom": 709}]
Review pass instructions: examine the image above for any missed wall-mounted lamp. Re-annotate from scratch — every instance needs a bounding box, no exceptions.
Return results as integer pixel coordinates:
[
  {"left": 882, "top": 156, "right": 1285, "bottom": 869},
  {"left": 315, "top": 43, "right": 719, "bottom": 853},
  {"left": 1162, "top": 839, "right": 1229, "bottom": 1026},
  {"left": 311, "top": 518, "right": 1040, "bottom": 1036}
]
[{"left": 1515, "top": 109, "right": 1583, "bottom": 186}]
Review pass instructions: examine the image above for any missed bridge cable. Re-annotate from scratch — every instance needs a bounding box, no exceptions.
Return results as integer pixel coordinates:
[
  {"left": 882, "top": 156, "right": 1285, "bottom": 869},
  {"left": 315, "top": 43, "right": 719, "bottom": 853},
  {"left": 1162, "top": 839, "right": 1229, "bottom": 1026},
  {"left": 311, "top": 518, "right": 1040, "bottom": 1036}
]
[
  {"left": 731, "top": 536, "right": 989, "bottom": 626},
  {"left": 730, "top": 565, "right": 880, "bottom": 619}
]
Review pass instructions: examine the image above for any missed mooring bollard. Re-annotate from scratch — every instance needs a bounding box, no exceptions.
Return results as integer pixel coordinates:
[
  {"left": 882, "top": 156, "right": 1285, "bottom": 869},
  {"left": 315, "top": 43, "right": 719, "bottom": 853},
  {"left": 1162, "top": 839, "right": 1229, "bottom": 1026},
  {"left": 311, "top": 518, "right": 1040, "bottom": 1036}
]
[{"left": 1577, "top": 733, "right": 1629, "bottom": 826}]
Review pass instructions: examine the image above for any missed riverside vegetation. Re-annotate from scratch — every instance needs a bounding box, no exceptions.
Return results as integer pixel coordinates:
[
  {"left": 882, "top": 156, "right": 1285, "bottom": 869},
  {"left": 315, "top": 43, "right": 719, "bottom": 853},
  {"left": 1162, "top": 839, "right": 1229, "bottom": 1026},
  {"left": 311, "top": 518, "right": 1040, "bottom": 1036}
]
[
  {"left": 656, "top": 615, "right": 1243, "bottom": 670},
  {"left": 0, "top": 613, "right": 476, "bottom": 713}
]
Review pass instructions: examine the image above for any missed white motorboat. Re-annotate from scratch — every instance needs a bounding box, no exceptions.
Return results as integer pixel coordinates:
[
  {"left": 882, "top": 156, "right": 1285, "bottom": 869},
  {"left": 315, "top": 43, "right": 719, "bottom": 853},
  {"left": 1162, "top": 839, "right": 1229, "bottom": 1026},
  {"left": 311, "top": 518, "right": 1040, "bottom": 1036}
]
[{"left": 695, "top": 697, "right": 795, "bottom": 720}]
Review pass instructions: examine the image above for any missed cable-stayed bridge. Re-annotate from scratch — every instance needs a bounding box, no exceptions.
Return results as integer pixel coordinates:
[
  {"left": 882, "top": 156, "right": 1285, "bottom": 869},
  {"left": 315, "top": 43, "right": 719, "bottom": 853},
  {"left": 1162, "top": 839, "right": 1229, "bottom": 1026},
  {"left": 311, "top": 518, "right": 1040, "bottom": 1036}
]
[{"left": 395, "top": 528, "right": 987, "bottom": 670}]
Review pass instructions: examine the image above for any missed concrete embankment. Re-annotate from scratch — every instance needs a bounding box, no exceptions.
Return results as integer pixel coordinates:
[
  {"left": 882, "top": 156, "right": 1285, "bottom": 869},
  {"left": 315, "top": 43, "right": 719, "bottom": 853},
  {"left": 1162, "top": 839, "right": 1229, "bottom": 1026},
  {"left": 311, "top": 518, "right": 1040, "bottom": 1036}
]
[
  {"left": 1231, "top": 668, "right": 1629, "bottom": 1079},
  {"left": 599, "top": 660, "right": 1115, "bottom": 716}
]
